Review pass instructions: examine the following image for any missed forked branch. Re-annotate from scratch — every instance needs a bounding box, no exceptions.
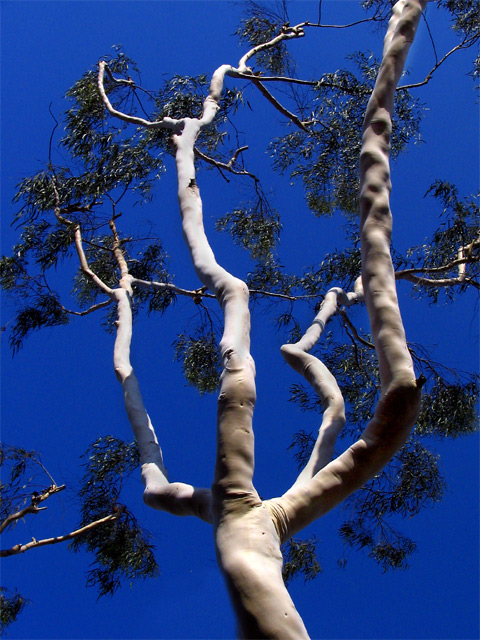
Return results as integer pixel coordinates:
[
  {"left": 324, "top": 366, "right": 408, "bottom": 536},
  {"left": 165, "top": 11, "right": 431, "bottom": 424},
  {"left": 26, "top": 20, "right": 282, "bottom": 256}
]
[{"left": 266, "top": 0, "right": 427, "bottom": 543}]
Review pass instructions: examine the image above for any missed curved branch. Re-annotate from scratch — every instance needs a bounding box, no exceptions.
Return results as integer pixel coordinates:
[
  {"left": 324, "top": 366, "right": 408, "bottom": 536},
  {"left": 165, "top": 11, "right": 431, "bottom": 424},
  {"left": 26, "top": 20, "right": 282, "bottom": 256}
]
[
  {"left": 58, "top": 299, "right": 113, "bottom": 316},
  {"left": 194, "top": 147, "right": 259, "bottom": 182},
  {"left": 395, "top": 237, "right": 480, "bottom": 288},
  {"left": 238, "top": 24, "right": 306, "bottom": 70},
  {"left": 97, "top": 61, "right": 182, "bottom": 131},
  {"left": 113, "top": 286, "right": 212, "bottom": 524},
  {"left": 251, "top": 79, "right": 311, "bottom": 131},
  {"left": 267, "top": 0, "right": 427, "bottom": 543},
  {"left": 52, "top": 181, "right": 114, "bottom": 297},
  {"left": 279, "top": 285, "right": 363, "bottom": 490},
  {"left": 132, "top": 278, "right": 216, "bottom": 300}
]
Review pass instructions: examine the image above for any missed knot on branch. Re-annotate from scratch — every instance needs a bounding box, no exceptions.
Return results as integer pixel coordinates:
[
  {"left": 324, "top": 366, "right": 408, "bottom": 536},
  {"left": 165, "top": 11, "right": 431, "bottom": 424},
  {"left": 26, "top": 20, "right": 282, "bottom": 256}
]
[
  {"left": 282, "top": 23, "right": 305, "bottom": 38},
  {"left": 193, "top": 286, "right": 207, "bottom": 304}
]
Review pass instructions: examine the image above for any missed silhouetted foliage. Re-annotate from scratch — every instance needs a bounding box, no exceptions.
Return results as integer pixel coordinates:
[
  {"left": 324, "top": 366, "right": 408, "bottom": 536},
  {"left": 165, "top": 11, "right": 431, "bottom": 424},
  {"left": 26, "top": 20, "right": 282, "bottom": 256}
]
[
  {"left": 70, "top": 436, "right": 159, "bottom": 597},
  {"left": 0, "top": 588, "right": 29, "bottom": 634},
  {"left": 282, "top": 537, "right": 322, "bottom": 584}
]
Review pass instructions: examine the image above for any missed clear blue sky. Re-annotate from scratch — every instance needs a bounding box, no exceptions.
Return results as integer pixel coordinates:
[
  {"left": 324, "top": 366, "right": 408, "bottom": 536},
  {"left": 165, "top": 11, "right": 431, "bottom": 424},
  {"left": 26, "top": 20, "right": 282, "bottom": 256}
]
[{"left": 1, "top": 2, "right": 478, "bottom": 639}]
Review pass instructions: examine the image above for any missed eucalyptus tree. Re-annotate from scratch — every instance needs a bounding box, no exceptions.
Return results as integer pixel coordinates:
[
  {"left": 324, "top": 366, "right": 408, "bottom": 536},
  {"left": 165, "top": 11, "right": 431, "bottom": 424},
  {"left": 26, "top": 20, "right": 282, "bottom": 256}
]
[{"left": 1, "top": 0, "right": 479, "bottom": 636}]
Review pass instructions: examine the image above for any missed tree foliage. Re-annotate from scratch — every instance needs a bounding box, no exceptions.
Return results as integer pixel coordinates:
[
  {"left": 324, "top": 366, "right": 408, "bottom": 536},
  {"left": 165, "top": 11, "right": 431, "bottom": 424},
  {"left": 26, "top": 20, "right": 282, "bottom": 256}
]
[
  {"left": 0, "top": 588, "right": 29, "bottom": 634},
  {"left": 69, "top": 436, "right": 158, "bottom": 597}
]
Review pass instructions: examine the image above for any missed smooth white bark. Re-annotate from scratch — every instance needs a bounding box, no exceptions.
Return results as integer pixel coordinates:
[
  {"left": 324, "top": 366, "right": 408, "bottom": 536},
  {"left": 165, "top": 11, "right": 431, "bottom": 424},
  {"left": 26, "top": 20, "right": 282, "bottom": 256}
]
[
  {"left": 96, "top": 6, "right": 428, "bottom": 636},
  {"left": 280, "top": 282, "right": 364, "bottom": 488},
  {"left": 267, "top": 0, "right": 427, "bottom": 543}
]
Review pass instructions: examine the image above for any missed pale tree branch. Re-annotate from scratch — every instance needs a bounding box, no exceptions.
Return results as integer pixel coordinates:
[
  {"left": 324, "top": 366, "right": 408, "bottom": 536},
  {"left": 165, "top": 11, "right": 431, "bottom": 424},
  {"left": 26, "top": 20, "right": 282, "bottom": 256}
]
[
  {"left": 132, "top": 278, "right": 322, "bottom": 303},
  {"left": 112, "top": 285, "right": 212, "bottom": 524},
  {"left": 0, "top": 484, "right": 66, "bottom": 534},
  {"left": 170, "top": 25, "right": 313, "bottom": 636},
  {"left": 267, "top": 0, "right": 427, "bottom": 543},
  {"left": 51, "top": 181, "right": 114, "bottom": 297},
  {"left": 0, "top": 512, "right": 119, "bottom": 557},
  {"left": 395, "top": 237, "right": 480, "bottom": 288},
  {"left": 277, "top": 283, "right": 364, "bottom": 493},
  {"left": 98, "top": 61, "right": 181, "bottom": 131},
  {"left": 132, "top": 278, "right": 216, "bottom": 301},
  {"left": 238, "top": 23, "right": 306, "bottom": 69}
]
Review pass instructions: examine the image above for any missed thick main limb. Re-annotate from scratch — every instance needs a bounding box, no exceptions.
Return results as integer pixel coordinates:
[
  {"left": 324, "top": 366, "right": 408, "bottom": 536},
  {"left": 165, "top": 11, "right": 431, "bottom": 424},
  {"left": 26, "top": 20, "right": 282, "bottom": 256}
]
[
  {"left": 267, "top": 0, "right": 427, "bottom": 542},
  {"left": 173, "top": 51, "right": 310, "bottom": 640}
]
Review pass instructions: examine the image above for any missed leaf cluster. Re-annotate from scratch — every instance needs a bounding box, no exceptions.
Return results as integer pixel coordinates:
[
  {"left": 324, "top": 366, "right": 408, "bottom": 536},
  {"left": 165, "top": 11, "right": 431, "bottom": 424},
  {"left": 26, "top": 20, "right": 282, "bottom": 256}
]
[
  {"left": 0, "top": 444, "right": 46, "bottom": 523},
  {"left": 236, "top": 1, "right": 293, "bottom": 76},
  {"left": 399, "top": 181, "right": 480, "bottom": 301},
  {"left": 298, "top": 246, "right": 361, "bottom": 296},
  {"left": 437, "top": 0, "right": 480, "bottom": 40},
  {"left": 130, "top": 242, "right": 176, "bottom": 314},
  {"left": 416, "top": 377, "right": 479, "bottom": 438},
  {"left": 174, "top": 331, "right": 221, "bottom": 394},
  {"left": 270, "top": 52, "right": 422, "bottom": 217},
  {"left": 0, "top": 587, "right": 29, "bottom": 634},
  {"left": 7, "top": 294, "right": 69, "bottom": 354},
  {"left": 70, "top": 436, "right": 158, "bottom": 597},
  {"left": 282, "top": 536, "right": 321, "bottom": 585},
  {"left": 340, "top": 438, "right": 445, "bottom": 571},
  {"left": 286, "top": 329, "right": 477, "bottom": 570},
  {"left": 145, "top": 75, "right": 244, "bottom": 159},
  {"left": 216, "top": 194, "right": 281, "bottom": 261}
]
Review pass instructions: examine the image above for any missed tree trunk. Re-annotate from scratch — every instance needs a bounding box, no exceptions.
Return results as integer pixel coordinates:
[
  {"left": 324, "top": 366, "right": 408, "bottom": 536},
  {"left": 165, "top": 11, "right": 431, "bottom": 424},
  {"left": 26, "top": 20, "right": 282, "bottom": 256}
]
[{"left": 98, "top": 2, "right": 428, "bottom": 636}]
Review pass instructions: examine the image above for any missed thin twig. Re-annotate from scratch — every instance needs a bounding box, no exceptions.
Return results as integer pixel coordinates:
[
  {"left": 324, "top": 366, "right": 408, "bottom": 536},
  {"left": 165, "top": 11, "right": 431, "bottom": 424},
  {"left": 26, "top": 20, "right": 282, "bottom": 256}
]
[
  {"left": 398, "top": 38, "right": 476, "bottom": 90},
  {"left": 194, "top": 148, "right": 259, "bottom": 182}
]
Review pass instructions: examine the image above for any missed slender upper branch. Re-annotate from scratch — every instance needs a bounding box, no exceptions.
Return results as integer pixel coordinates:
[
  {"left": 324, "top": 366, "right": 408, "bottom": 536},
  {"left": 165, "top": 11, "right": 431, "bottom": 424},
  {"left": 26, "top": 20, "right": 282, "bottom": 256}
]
[
  {"left": 98, "top": 61, "right": 181, "bottom": 131},
  {"left": 194, "top": 147, "right": 259, "bottom": 182},
  {"left": 251, "top": 79, "right": 311, "bottom": 131},
  {"left": 279, "top": 284, "right": 363, "bottom": 488},
  {"left": 398, "top": 35, "right": 479, "bottom": 90}
]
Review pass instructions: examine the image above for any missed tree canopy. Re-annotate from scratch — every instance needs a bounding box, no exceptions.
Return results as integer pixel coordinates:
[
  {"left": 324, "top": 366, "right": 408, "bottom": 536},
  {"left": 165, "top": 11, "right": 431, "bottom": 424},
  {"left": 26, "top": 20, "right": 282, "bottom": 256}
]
[{"left": 1, "top": 1, "right": 478, "bottom": 637}]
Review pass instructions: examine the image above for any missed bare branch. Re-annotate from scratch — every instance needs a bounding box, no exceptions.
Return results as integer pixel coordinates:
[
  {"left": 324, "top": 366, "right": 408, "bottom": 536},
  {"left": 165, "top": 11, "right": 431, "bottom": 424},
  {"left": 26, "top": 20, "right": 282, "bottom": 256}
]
[
  {"left": 131, "top": 278, "right": 216, "bottom": 300},
  {"left": 251, "top": 79, "right": 311, "bottom": 131},
  {"left": 194, "top": 147, "right": 259, "bottom": 182},
  {"left": 0, "top": 512, "right": 119, "bottom": 557},
  {"left": 132, "top": 279, "right": 324, "bottom": 303},
  {"left": 51, "top": 180, "right": 115, "bottom": 297},
  {"left": 98, "top": 61, "right": 181, "bottom": 131},
  {"left": 398, "top": 36, "right": 478, "bottom": 90},
  {"left": 0, "top": 484, "right": 66, "bottom": 534},
  {"left": 339, "top": 308, "right": 374, "bottom": 350},
  {"left": 56, "top": 299, "right": 113, "bottom": 316}
]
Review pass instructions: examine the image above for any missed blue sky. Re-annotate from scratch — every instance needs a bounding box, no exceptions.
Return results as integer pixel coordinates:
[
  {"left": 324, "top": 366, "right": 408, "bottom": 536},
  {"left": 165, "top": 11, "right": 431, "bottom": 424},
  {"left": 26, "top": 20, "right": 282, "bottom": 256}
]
[{"left": 1, "top": 1, "right": 479, "bottom": 639}]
